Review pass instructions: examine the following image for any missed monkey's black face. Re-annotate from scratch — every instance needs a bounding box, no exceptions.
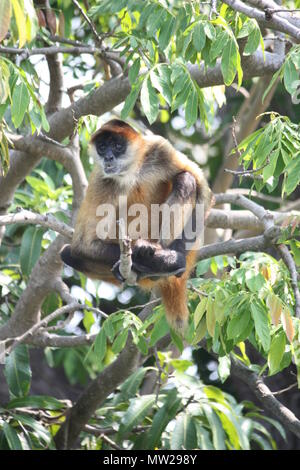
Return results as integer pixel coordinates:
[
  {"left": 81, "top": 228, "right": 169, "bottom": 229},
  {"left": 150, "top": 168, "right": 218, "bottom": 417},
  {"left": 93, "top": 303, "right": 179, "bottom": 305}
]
[{"left": 95, "top": 132, "right": 128, "bottom": 176}]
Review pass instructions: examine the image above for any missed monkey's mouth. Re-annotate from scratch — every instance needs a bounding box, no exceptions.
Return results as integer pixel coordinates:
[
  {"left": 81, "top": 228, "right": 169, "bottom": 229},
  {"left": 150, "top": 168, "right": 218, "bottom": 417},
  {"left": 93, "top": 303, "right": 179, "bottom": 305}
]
[{"left": 104, "top": 164, "right": 119, "bottom": 175}]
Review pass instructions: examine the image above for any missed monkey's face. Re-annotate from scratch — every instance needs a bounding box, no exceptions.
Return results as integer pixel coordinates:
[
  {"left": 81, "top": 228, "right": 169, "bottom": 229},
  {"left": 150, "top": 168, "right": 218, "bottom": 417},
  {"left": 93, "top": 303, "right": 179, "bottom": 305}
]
[{"left": 93, "top": 132, "right": 128, "bottom": 176}]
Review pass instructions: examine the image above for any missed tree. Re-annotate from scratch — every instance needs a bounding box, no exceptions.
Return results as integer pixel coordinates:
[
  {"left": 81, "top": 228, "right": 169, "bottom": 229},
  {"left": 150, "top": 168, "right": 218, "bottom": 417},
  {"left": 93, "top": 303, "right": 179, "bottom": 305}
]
[{"left": 0, "top": 0, "right": 300, "bottom": 451}]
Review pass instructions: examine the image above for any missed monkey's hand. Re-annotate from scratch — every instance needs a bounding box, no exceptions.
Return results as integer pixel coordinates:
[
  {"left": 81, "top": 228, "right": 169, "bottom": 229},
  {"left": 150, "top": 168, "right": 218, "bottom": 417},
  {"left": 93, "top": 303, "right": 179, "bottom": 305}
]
[{"left": 131, "top": 240, "right": 186, "bottom": 279}]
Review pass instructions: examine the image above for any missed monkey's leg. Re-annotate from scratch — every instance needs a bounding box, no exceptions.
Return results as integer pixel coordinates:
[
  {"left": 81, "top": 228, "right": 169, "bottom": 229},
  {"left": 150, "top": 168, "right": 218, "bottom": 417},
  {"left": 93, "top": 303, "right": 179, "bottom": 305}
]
[
  {"left": 131, "top": 240, "right": 186, "bottom": 279},
  {"left": 60, "top": 242, "right": 121, "bottom": 281}
]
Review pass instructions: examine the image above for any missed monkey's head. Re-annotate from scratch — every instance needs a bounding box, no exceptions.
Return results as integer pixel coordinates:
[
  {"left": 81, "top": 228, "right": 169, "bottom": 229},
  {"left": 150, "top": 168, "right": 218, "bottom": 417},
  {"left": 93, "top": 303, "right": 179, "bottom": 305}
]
[{"left": 90, "top": 120, "right": 143, "bottom": 180}]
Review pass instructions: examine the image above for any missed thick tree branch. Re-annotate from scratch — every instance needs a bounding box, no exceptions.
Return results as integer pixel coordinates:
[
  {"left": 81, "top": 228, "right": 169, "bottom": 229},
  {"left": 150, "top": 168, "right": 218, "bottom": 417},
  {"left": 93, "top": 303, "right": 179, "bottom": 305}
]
[
  {"left": 45, "top": 53, "right": 64, "bottom": 115},
  {"left": 247, "top": 0, "right": 300, "bottom": 30},
  {"left": 54, "top": 298, "right": 158, "bottom": 449},
  {"left": 0, "top": 210, "right": 73, "bottom": 239},
  {"left": 224, "top": 0, "right": 300, "bottom": 41},
  {"left": 231, "top": 357, "right": 300, "bottom": 439}
]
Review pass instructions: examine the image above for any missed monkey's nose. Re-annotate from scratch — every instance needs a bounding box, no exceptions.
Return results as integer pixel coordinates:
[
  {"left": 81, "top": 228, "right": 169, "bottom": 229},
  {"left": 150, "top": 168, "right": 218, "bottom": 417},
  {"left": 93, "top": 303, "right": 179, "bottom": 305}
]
[{"left": 105, "top": 150, "right": 114, "bottom": 162}]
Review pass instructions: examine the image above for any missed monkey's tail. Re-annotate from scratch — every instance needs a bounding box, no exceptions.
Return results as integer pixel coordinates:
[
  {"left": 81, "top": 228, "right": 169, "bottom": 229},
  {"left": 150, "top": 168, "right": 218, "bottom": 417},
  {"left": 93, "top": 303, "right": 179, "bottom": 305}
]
[{"left": 159, "top": 276, "right": 189, "bottom": 333}]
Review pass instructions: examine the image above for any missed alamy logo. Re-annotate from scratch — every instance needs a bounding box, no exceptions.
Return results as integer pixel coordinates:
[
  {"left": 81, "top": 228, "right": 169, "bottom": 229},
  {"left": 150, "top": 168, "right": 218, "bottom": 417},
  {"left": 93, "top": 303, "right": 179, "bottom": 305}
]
[{"left": 95, "top": 196, "right": 205, "bottom": 250}]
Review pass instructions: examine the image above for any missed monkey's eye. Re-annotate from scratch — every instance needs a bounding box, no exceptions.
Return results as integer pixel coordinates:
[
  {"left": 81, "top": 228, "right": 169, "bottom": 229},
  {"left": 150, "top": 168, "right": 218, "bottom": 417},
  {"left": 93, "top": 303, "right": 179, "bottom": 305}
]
[
  {"left": 97, "top": 143, "right": 106, "bottom": 154},
  {"left": 113, "top": 142, "right": 124, "bottom": 153}
]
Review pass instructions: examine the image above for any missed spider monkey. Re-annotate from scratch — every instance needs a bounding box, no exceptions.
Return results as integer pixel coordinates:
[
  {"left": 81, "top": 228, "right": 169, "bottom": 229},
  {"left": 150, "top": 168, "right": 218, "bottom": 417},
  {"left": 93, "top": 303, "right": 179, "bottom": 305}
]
[{"left": 61, "top": 120, "right": 213, "bottom": 331}]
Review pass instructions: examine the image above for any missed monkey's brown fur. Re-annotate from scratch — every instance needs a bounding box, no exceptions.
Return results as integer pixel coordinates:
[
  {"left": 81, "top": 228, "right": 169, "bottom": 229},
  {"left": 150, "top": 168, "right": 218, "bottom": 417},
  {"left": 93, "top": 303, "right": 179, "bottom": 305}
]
[{"left": 63, "top": 120, "right": 213, "bottom": 331}]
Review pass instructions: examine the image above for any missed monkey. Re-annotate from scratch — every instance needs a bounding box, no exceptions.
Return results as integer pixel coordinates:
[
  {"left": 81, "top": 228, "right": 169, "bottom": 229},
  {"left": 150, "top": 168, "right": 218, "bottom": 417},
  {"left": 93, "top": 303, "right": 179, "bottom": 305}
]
[{"left": 60, "top": 119, "right": 213, "bottom": 332}]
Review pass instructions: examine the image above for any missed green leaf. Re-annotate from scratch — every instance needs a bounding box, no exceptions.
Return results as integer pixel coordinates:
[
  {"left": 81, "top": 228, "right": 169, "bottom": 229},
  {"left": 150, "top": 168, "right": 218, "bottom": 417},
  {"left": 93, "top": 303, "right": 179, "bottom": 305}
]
[
  {"left": 136, "top": 336, "right": 148, "bottom": 355},
  {"left": 118, "top": 368, "right": 148, "bottom": 402},
  {"left": 6, "top": 395, "right": 64, "bottom": 410},
  {"left": 149, "top": 313, "right": 169, "bottom": 347},
  {"left": 268, "top": 330, "right": 286, "bottom": 375},
  {"left": 196, "top": 258, "right": 211, "bottom": 275},
  {"left": 3, "top": 422, "right": 23, "bottom": 450},
  {"left": 159, "top": 16, "right": 175, "bottom": 50},
  {"left": 11, "top": 81, "right": 30, "bottom": 128},
  {"left": 192, "top": 22, "right": 206, "bottom": 52},
  {"left": 206, "top": 297, "right": 216, "bottom": 337},
  {"left": 118, "top": 395, "right": 156, "bottom": 438},
  {"left": 121, "top": 80, "right": 142, "bottom": 120},
  {"left": 11, "top": 413, "right": 52, "bottom": 447},
  {"left": 210, "top": 30, "right": 229, "bottom": 61},
  {"left": 283, "top": 58, "right": 299, "bottom": 95},
  {"left": 185, "top": 86, "right": 198, "bottom": 127},
  {"left": 170, "top": 415, "right": 197, "bottom": 450},
  {"left": 20, "top": 226, "right": 44, "bottom": 277},
  {"left": 245, "top": 271, "right": 266, "bottom": 293},
  {"left": 227, "top": 311, "right": 251, "bottom": 340},
  {"left": 244, "top": 22, "right": 261, "bottom": 55},
  {"left": 150, "top": 66, "right": 172, "bottom": 106},
  {"left": 202, "top": 404, "right": 226, "bottom": 450},
  {"left": 146, "top": 388, "right": 181, "bottom": 449},
  {"left": 0, "top": 0, "right": 11, "bottom": 42},
  {"left": 11, "top": 0, "right": 26, "bottom": 47},
  {"left": 94, "top": 328, "right": 107, "bottom": 364},
  {"left": 218, "top": 355, "right": 231, "bottom": 383},
  {"left": 170, "top": 329, "right": 184, "bottom": 353},
  {"left": 250, "top": 301, "right": 270, "bottom": 352},
  {"left": 128, "top": 58, "right": 141, "bottom": 86},
  {"left": 111, "top": 329, "right": 128, "bottom": 354},
  {"left": 221, "top": 37, "right": 238, "bottom": 86},
  {"left": 285, "top": 154, "right": 300, "bottom": 195},
  {"left": 194, "top": 421, "right": 214, "bottom": 449},
  {"left": 194, "top": 297, "right": 207, "bottom": 327},
  {"left": 103, "top": 318, "right": 114, "bottom": 342},
  {"left": 141, "top": 76, "right": 159, "bottom": 124},
  {"left": 204, "top": 22, "right": 216, "bottom": 41},
  {"left": 262, "top": 67, "right": 282, "bottom": 103},
  {"left": 191, "top": 315, "right": 207, "bottom": 345},
  {"left": 4, "top": 345, "right": 32, "bottom": 399}
]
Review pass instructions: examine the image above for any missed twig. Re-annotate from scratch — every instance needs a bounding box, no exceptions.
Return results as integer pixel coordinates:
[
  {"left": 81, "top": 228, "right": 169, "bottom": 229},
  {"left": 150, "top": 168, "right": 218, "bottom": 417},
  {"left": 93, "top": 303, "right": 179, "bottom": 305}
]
[
  {"left": 71, "top": 0, "right": 103, "bottom": 47},
  {"left": 188, "top": 283, "right": 209, "bottom": 297},
  {"left": 117, "top": 218, "right": 137, "bottom": 285},
  {"left": 2, "top": 302, "right": 80, "bottom": 356},
  {"left": 100, "top": 433, "right": 123, "bottom": 450},
  {"left": 277, "top": 244, "right": 300, "bottom": 318},
  {"left": 154, "top": 347, "right": 164, "bottom": 403},
  {"left": 224, "top": 168, "right": 264, "bottom": 177},
  {"left": 230, "top": 116, "right": 242, "bottom": 159},
  {"left": 272, "top": 382, "right": 298, "bottom": 396},
  {"left": 84, "top": 424, "right": 150, "bottom": 436},
  {"left": 226, "top": 188, "right": 284, "bottom": 204},
  {"left": 265, "top": 8, "right": 300, "bottom": 15},
  {"left": 0, "top": 302, "right": 108, "bottom": 358}
]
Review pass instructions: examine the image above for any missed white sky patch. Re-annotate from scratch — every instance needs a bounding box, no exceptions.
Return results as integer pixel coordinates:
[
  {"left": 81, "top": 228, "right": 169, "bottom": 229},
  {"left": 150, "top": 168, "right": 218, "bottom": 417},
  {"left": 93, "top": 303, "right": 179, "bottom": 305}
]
[{"left": 98, "top": 281, "right": 120, "bottom": 301}]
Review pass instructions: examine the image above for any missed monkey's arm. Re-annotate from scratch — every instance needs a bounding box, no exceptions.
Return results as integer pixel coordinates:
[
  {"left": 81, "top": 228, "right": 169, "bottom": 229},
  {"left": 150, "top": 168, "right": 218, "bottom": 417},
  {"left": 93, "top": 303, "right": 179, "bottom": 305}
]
[{"left": 130, "top": 171, "right": 197, "bottom": 278}]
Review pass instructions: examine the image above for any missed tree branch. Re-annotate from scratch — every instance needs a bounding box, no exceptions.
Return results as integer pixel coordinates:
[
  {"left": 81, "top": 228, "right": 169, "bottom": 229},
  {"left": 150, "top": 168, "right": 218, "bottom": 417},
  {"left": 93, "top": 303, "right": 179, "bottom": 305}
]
[
  {"left": 231, "top": 356, "right": 300, "bottom": 439},
  {"left": 0, "top": 210, "right": 73, "bottom": 239},
  {"left": 45, "top": 53, "right": 64, "bottom": 115},
  {"left": 277, "top": 244, "right": 300, "bottom": 318},
  {"left": 223, "top": 0, "right": 300, "bottom": 41}
]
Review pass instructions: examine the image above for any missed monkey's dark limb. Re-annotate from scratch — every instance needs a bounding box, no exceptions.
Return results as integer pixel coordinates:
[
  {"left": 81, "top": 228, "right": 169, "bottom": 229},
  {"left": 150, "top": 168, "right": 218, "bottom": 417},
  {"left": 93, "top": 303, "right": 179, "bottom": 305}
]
[
  {"left": 60, "top": 242, "right": 121, "bottom": 279},
  {"left": 171, "top": 171, "right": 196, "bottom": 201},
  {"left": 131, "top": 240, "right": 186, "bottom": 279}
]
